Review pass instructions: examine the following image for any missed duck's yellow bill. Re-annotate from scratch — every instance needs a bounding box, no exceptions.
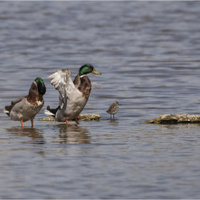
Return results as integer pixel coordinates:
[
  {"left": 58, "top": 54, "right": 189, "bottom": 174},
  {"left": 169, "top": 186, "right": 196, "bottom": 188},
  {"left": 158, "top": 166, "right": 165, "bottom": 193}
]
[{"left": 92, "top": 68, "right": 101, "bottom": 75}]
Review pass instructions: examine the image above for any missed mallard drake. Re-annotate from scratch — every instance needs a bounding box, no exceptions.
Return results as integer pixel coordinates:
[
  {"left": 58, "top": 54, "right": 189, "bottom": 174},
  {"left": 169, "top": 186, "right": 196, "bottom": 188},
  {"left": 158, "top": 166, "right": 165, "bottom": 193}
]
[
  {"left": 106, "top": 101, "right": 119, "bottom": 119},
  {"left": 4, "top": 77, "right": 46, "bottom": 128},
  {"left": 45, "top": 64, "right": 101, "bottom": 124}
]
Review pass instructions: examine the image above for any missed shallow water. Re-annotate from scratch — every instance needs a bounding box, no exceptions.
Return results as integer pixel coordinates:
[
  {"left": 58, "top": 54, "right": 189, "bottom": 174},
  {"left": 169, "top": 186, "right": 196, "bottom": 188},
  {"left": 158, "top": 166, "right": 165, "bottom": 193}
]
[{"left": 1, "top": 1, "right": 200, "bottom": 198}]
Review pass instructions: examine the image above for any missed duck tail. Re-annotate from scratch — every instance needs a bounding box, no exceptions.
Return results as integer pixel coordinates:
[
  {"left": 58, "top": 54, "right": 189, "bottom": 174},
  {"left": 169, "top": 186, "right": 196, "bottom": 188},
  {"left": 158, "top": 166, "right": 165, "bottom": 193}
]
[
  {"left": 44, "top": 105, "right": 60, "bottom": 117},
  {"left": 3, "top": 105, "right": 11, "bottom": 116},
  {"left": 44, "top": 109, "right": 55, "bottom": 116}
]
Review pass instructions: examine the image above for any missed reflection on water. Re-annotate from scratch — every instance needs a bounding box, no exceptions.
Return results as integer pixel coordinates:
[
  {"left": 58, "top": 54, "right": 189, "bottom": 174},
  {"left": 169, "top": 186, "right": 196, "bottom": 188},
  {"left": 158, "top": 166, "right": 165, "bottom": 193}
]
[
  {"left": 57, "top": 124, "right": 91, "bottom": 144},
  {"left": 5, "top": 127, "right": 45, "bottom": 144},
  {"left": 108, "top": 119, "right": 119, "bottom": 126},
  {"left": 0, "top": 1, "right": 200, "bottom": 199}
]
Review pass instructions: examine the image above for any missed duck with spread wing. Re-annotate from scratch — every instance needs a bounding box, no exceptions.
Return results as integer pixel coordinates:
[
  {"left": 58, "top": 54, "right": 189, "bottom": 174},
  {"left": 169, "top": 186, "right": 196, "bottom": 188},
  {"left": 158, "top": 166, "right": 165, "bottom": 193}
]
[{"left": 45, "top": 64, "right": 101, "bottom": 124}]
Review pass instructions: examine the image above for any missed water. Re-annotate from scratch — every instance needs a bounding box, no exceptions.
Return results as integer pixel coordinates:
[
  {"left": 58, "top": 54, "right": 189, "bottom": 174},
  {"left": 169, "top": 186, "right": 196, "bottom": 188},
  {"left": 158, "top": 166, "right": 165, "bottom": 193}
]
[{"left": 1, "top": 1, "right": 200, "bottom": 198}]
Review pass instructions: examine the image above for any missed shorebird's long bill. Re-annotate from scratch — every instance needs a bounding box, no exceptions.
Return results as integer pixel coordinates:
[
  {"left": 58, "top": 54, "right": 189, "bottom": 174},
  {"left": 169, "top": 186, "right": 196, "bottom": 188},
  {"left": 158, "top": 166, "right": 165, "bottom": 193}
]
[{"left": 92, "top": 68, "right": 101, "bottom": 75}]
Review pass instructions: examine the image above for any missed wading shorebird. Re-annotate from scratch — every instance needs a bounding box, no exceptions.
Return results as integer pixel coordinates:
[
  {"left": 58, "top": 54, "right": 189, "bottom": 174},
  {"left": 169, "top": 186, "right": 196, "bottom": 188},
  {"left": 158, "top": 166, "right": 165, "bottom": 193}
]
[{"left": 106, "top": 101, "right": 119, "bottom": 119}]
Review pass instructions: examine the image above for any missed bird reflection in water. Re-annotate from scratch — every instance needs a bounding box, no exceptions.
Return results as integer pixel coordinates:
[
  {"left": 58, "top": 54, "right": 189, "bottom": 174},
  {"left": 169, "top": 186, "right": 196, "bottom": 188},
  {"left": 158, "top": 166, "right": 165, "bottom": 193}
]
[
  {"left": 5, "top": 127, "right": 45, "bottom": 144},
  {"left": 108, "top": 119, "right": 119, "bottom": 126},
  {"left": 58, "top": 125, "right": 91, "bottom": 144}
]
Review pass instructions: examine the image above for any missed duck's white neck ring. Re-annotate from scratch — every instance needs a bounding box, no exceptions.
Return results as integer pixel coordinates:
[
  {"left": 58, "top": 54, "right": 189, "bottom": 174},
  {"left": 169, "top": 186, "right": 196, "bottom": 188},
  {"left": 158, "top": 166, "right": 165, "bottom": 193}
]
[{"left": 80, "top": 74, "right": 87, "bottom": 78}]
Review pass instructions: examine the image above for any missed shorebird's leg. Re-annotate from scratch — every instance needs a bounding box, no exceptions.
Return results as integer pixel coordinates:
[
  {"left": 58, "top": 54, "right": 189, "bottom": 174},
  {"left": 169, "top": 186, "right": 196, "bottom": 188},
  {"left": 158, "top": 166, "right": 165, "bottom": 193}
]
[{"left": 66, "top": 120, "right": 69, "bottom": 125}]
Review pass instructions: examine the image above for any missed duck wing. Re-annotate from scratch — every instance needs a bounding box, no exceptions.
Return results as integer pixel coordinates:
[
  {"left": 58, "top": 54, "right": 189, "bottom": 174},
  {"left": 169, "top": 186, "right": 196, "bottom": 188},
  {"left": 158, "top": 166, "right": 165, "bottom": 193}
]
[
  {"left": 48, "top": 69, "right": 81, "bottom": 109},
  {"left": 4, "top": 96, "right": 25, "bottom": 116}
]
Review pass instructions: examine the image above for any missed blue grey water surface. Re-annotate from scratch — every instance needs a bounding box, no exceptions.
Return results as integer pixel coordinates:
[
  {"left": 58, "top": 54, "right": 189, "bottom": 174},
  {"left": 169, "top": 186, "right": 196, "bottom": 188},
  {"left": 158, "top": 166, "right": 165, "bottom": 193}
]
[{"left": 1, "top": 1, "right": 200, "bottom": 199}]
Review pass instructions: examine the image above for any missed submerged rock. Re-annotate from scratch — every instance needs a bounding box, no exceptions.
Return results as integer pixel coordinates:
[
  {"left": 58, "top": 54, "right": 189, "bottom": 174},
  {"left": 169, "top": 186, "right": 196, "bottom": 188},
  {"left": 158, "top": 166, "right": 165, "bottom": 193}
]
[
  {"left": 78, "top": 114, "right": 101, "bottom": 121},
  {"left": 39, "top": 114, "right": 101, "bottom": 122},
  {"left": 142, "top": 114, "right": 200, "bottom": 124},
  {"left": 39, "top": 116, "right": 55, "bottom": 121}
]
